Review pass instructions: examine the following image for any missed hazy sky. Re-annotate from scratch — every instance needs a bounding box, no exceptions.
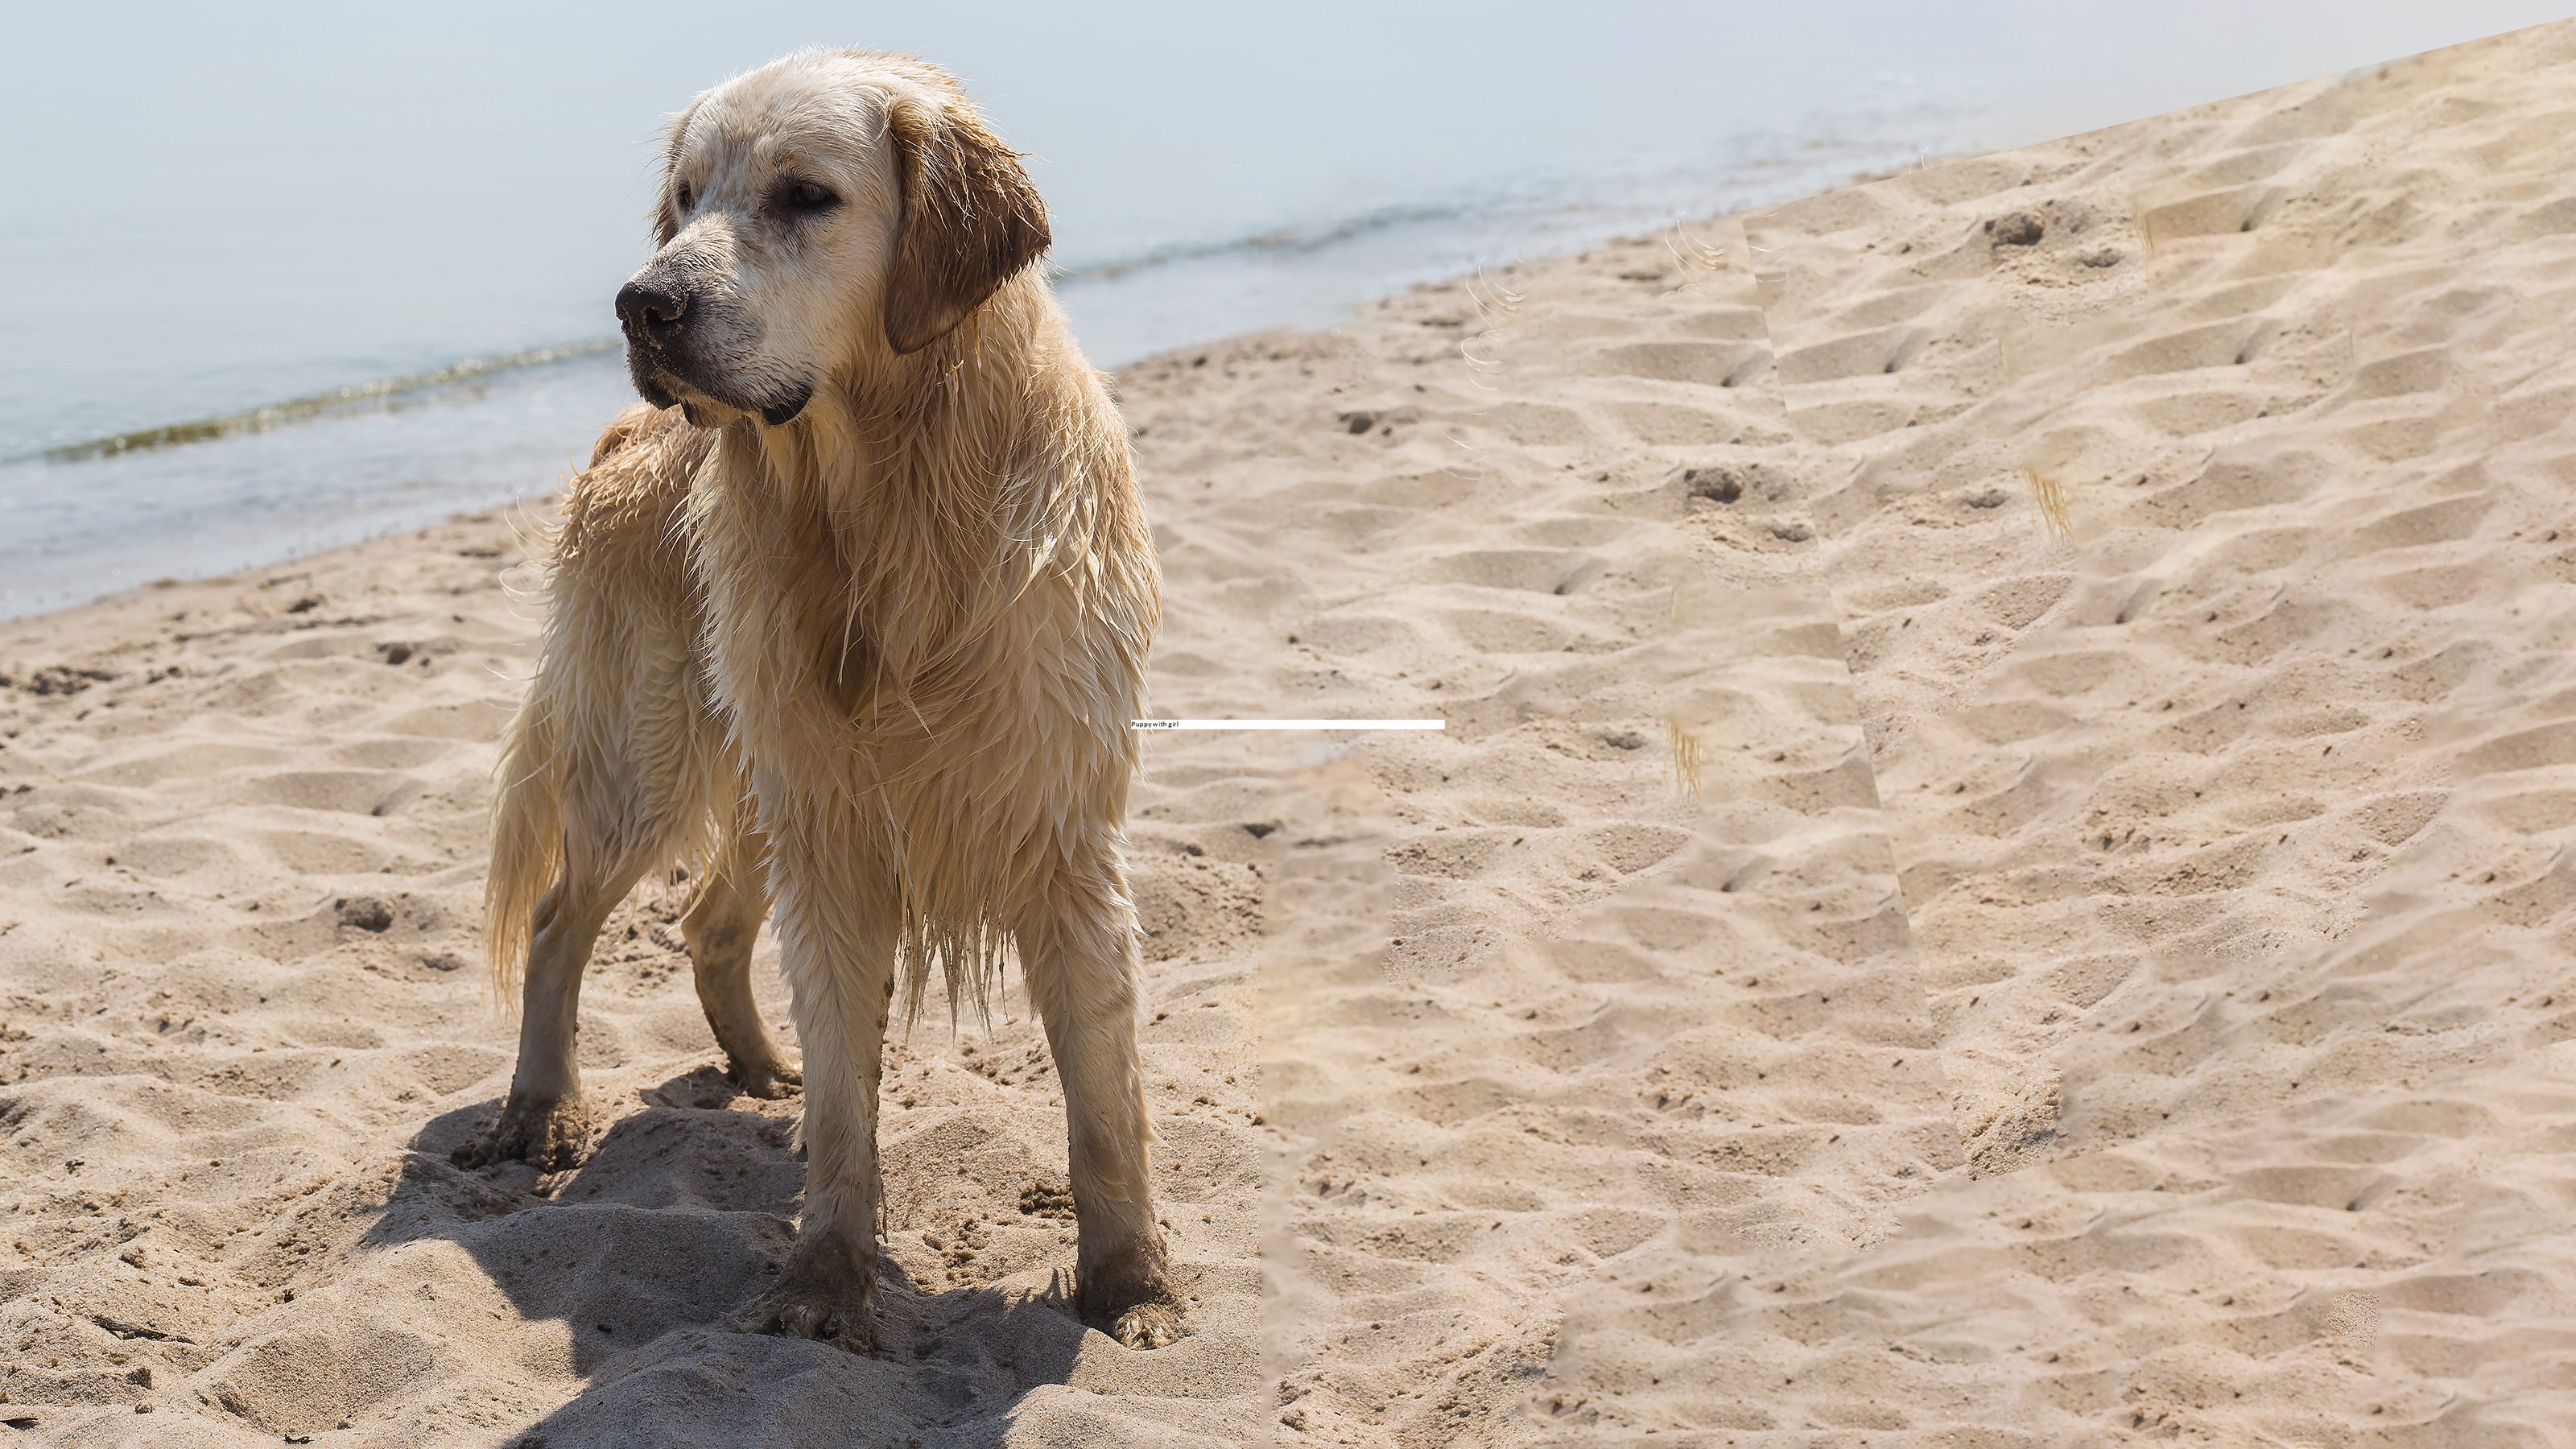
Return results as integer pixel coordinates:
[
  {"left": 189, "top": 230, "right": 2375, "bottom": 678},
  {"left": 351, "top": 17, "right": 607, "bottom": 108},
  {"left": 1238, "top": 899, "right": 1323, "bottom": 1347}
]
[
  {"left": 4, "top": 1, "right": 2566, "bottom": 448},
  {"left": 17, "top": 2, "right": 2568, "bottom": 250}
]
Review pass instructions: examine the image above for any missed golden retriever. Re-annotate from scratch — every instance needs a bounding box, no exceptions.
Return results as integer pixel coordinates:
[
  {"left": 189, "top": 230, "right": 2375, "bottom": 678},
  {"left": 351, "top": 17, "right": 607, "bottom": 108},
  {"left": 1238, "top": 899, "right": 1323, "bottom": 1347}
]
[{"left": 453, "top": 49, "right": 1175, "bottom": 1350}]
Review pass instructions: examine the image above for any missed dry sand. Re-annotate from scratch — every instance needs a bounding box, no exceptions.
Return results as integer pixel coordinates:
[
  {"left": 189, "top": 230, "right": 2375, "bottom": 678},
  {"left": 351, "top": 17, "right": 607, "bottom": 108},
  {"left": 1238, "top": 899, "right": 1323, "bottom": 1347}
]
[{"left": 6, "top": 19, "right": 2576, "bottom": 1445}]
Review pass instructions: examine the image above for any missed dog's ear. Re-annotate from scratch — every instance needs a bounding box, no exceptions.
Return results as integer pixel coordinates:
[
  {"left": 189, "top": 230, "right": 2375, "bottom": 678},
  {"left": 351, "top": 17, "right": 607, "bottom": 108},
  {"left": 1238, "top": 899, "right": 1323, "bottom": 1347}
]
[{"left": 880, "top": 89, "right": 1051, "bottom": 356}]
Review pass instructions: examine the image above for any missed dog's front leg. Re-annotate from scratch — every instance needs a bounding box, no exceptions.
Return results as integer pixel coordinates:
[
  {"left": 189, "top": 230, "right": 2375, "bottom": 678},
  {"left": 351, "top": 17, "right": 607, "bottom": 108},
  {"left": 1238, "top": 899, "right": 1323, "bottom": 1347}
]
[
  {"left": 724, "top": 826, "right": 892, "bottom": 1352},
  {"left": 1019, "top": 838, "right": 1183, "bottom": 1348}
]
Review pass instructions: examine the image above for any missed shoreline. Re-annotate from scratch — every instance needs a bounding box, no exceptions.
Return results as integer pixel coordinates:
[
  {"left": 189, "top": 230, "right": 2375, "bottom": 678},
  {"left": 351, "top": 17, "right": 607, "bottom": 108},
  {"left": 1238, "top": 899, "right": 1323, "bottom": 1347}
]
[{"left": 5, "top": 121, "right": 1988, "bottom": 628}]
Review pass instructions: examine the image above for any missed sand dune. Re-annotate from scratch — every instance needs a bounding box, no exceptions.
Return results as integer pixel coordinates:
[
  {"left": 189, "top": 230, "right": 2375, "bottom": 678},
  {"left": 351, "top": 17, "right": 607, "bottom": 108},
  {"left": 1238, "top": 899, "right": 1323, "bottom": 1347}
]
[{"left": 6, "top": 17, "right": 2576, "bottom": 1447}]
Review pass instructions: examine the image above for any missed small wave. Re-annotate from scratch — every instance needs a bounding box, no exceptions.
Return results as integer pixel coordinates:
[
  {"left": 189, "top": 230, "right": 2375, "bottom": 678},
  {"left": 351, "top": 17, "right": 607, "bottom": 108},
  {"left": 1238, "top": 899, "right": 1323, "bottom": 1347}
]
[
  {"left": 1047, "top": 86, "right": 1985, "bottom": 295},
  {"left": 1055, "top": 201, "right": 1472, "bottom": 283},
  {"left": 31, "top": 338, "right": 621, "bottom": 464}
]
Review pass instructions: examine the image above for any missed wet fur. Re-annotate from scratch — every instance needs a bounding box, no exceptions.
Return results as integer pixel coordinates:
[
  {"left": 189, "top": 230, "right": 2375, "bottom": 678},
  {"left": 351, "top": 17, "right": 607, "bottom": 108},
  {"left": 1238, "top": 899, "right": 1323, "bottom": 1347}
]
[{"left": 462, "top": 50, "right": 1176, "bottom": 1350}]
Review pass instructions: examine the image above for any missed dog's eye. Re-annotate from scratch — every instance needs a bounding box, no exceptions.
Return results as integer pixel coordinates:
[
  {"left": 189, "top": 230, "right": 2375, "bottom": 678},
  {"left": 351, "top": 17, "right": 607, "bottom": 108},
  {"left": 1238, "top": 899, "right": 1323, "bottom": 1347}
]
[{"left": 783, "top": 180, "right": 839, "bottom": 213}]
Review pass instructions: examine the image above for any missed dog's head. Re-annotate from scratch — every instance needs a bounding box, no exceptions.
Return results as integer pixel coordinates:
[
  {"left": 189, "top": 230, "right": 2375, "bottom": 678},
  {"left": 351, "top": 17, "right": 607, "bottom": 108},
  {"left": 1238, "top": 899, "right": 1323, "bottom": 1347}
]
[{"left": 616, "top": 52, "right": 1051, "bottom": 428}]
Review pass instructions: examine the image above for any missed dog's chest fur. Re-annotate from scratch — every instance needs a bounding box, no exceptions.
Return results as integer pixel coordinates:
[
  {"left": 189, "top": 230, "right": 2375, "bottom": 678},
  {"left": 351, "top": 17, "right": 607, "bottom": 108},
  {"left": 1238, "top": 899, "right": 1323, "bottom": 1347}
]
[{"left": 679, "top": 397, "right": 1153, "bottom": 827}]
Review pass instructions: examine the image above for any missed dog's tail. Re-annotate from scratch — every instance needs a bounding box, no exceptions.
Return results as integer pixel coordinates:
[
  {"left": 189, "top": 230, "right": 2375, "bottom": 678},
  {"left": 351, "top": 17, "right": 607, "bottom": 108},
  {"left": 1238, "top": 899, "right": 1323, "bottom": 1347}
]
[{"left": 484, "top": 686, "right": 567, "bottom": 1013}]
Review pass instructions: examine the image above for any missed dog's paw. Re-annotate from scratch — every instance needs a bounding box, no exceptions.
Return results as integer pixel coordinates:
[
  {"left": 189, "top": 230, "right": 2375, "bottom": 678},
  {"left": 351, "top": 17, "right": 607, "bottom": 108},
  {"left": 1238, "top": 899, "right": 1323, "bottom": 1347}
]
[
  {"left": 727, "top": 1055, "right": 803, "bottom": 1100},
  {"left": 725, "top": 1237, "right": 877, "bottom": 1351},
  {"left": 450, "top": 1092, "right": 595, "bottom": 1172},
  {"left": 1077, "top": 1241, "right": 1184, "bottom": 1349},
  {"left": 1109, "top": 1299, "right": 1182, "bottom": 1350},
  {"left": 725, "top": 1267, "right": 875, "bottom": 1352}
]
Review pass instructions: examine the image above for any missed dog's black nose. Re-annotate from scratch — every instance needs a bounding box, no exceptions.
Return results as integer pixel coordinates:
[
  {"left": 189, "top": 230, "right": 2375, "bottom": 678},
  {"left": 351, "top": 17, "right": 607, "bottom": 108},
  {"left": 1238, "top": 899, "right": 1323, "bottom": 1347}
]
[{"left": 616, "top": 279, "right": 688, "bottom": 338}]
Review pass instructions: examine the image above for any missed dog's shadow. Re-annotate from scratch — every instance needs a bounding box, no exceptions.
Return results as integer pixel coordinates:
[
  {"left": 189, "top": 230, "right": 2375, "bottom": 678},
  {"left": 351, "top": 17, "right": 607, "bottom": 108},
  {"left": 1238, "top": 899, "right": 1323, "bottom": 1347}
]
[{"left": 386, "top": 1071, "right": 1093, "bottom": 1446}]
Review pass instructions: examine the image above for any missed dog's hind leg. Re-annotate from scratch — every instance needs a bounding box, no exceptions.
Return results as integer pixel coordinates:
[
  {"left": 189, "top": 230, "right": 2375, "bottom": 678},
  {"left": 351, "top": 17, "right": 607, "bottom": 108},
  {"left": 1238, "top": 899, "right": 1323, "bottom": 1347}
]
[
  {"left": 684, "top": 811, "right": 800, "bottom": 1098},
  {"left": 461, "top": 407, "right": 720, "bottom": 1172},
  {"left": 456, "top": 849, "right": 654, "bottom": 1170},
  {"left": 1018, "top": 834, "right": 1183, "bottom": 1348},
  {"left": 464, "top": 676, "right": 710, "bottom": 1172}
]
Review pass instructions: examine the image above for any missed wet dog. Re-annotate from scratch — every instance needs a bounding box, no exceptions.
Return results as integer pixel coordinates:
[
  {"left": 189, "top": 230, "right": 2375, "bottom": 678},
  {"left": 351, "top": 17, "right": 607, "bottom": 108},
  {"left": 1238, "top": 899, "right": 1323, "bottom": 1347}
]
[{"left": 455, "top": 49, "right": 1175, "bottom": 1350}]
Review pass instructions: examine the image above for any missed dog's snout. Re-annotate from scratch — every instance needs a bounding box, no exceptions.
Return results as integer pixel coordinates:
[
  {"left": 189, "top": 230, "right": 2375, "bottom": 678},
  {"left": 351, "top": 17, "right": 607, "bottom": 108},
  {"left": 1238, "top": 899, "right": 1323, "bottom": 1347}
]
[{"left": 616, "top": 278, "right": 689, "bottom": 338}]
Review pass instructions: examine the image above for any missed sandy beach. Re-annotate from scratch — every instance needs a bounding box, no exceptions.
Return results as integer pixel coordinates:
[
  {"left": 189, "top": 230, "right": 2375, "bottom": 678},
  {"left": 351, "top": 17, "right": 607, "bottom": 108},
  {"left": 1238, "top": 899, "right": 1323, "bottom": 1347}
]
[{"left": 7, "top": 19, "right": 2576, "bottom": 1445}]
